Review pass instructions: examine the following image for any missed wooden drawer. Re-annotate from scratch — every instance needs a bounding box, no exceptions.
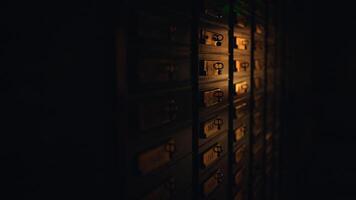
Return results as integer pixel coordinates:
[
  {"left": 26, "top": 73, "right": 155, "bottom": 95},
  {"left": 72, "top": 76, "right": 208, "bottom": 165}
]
[
  {"left": 233, "top": 97, "right": 250, "bottom": 122},
  {"left": 234, "top": 167, "right": 247, "bottom": 189},
  {"left": 199, "top": 109, "right": 229, "bottom": 146},
  {"left": 234, "top": 144, "right": 247, "bottom": 167},
  {"left": 254, "top": 94, "right": 264, "bottom": 110},
  {"left": 199, "top": 81, "right": 229, "bottom": 115},
  {"left": 131, "top": 52, "right": 191, "bottom": 90},
  {"left": 233, "top": 33, "right": 251, "bottom": 55},
  {"left": 254, "top": 58, "right": 265, "bottom": 75},
  {"left": 253, "top": 111, "right": 263, "bottom": 137},
  {"left": 253, "top": 39, "right": 265, "bottom": 55},
  {"left": 233, "top": 119, "right": 249, "bottom": 149},
  {"left": 233, "top": 54, "right": 251, "bottom": 78},
  {"left": 254, "top": 76, "right": 264, "bottom": 92},
  {"left": 199, "top": 156, "right": 228, "bottom": 199},
  {"left": 199, "top": 24, "right": 229, "bottom": 54},
  {"left": 199, "top": 54, "right": 229, "bottom": 83},
  {"left": 199, "top": 134, "right": 228, "bottom": 173},
  {"left": 201, "top": 0, "right": 229, "bottom": 25},
  {"left": 131, "top": 89, "right": 192, "bottom": 132},
  {"left": 233, "top": 77, "right": 251, "bottom": 99},
  {"left": 129, "top": 127, "right": 192, "bottom": 176},
  {"left": 235, "top": 12, "right": 251, "bottom": 35},
  {"left": 128, "top": 154, "right": 192, "bottom": 199}
]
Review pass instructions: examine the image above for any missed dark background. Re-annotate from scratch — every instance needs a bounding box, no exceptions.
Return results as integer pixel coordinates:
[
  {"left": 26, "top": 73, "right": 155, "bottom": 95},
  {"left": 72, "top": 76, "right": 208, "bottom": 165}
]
[{"left": 2, "top": 0, "right": 356, "bottom": 199}]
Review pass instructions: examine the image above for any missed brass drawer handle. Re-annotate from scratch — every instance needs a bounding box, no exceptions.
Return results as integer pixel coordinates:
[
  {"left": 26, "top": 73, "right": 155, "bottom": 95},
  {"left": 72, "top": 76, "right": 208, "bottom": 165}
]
[
  {"left": 213, "top": 118, "right": 223, "bottom": 130},
  {"left": 165, "top": 140, "right": 176, "bottom": 154},
  {"left": 213, "top": 90, "right": 224, "bottom": 102},
  {"left": 213, "top": 143, "right": 223, "bottom": 155},
  {"left": 213, "top": 62, "right": 224, "bottom": 75}
]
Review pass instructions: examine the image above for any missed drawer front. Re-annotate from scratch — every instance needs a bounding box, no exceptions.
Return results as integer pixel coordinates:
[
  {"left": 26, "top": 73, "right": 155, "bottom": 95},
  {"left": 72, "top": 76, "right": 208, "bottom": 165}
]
[
  {"left": 200, "top": 81, "right": 229, "bottom": 113},
  {"left": 254, "top": 58, "right": 264, "bottom": 73},
  {"left": 254, "top": 39, "right": 265, "bottom": 54},
  {"left": 130, "top": 154, "right": 192, "bottom": 199},
  {"left": 233, "top": 55, "right": 250, "bottom": 77},
  {"left": 199, "top": 26, "right": 229, "bottom": 53},
  {"left": 199, "top": 110, "right": 229, "bottom": 144},
  {"left": 255, "top": 23, "right": 265, "bottom": 36},
  {"left": 234, "top": 168, "right": 246, "bottom": 186},
  {"left": 254, "top": 95, "right": 264, "bottom": 109},
  {"left": 135, "top": 90, "right": 192, "bottom": 132},
  {"left": 199, "top": 157, "right": 228, "bottom": 199},
  {"left": 234, "top": 125, "right": 247, "bottom": 144},
  {"left": 233, "top": 98, "right": 250, "bottom": 121},
  {"left": 199, "top": 54, "right": 229, "bottom": 82},
  {"left": 234, "top": 35, "right": 251, "bottom": 53},
  {"left": 253, "top": 111, "right": 263, "bottom": 137},
  {"left": 135, "top": 12, "right": 191, "bottom": 45},
  {"left": 134, "top": 55, "right": 191, "bottom": 87},
  {"left": 254, "top": 77, "right": 264, "bottom": 91},
  {"left": 199, "top": 135, "right": 228, "bottom": 170},
  {"left": 234, "top": 80, "right": 250, "bottom": 99},
  {"left": 235, "top": 144, "right": 247, "bottom": 165},
  {"left": 137, "top": 140, "right": 176, "bottom": 175},
  {"left": 201, "top": 0, "right": 229, "bottom": 24}
]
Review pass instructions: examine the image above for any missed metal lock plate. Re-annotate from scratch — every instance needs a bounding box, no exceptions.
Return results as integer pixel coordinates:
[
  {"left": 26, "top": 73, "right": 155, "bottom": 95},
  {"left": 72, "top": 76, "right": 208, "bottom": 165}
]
[
  {"left": 202, "top": 117, "right": 223, "bottom": 138},
  {"left": 202, "top": 88, "right": 224, "bottom": 107},
  {"left": 234, "top": 60, "right": 250, "bottom": 72},
  {"left": 137, "top": 140, "right": 176, "bottom": 175},
  {"left": 200, "top": 60, "right": 224, "bottom": 76},
  {"left": 200, "top": 29, "right": 224, "bottom": 46},
  {"left": 235, "top": 126, "right": 246, "bottom": 142},
  {"left": 203, "top": 168, "right": 224, "bottom": 197},
  {"left": 142, "top": 178, "right": 175, "bottom": 200},
  {"left": 235, "top": 145, "right": 246, "bottom": 164},
  {"left": 235, "top": 37, "right": 249, "bottom": 50},
  {"left": 234, "top": 82, "right": 249, "bottom": 96},
  {"left": 202, "top": 143, "right": 223, "bottom": 168}
]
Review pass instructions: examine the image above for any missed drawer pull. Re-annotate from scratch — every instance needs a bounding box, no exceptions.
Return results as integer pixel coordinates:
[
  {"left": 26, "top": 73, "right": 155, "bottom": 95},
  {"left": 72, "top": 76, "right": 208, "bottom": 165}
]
[
  {"left": 200, "top": 30, "right": 224, "bottom": 46},
  {"left": 234, "top": 82, "right": 249, "bottom": 96},
  {"left": 234, "top": 37, "right": 249, "bottom": 50},
  {"left": 200, "top": 61, "right": 224, "bottom": 76}
]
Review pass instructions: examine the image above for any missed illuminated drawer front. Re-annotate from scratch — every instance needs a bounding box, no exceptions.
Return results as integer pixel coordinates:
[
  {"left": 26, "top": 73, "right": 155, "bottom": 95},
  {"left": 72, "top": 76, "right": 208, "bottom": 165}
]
[
  {"left": 131, "top": 154, "right": 192, "bottom": 200},
  {"left": 199, "top": 54, "right": 229, "bottom": 82},
  {"left": 234, "top": 80, "right": 250, "bottom": 99},
  {"left": 233, "top": 98, "right": 250, "bottom": 121},
  {"left": 234, "top": 125, "right": 247, "bottom": 145},
  {"left": 234, "top": 144, "right": 247, "bottom": 166},
  {"left": 135, "top": 12, "right": 191, "bottom": 45},
  {"left": 233, "top": 35, "right": 250, "bottom": 53},
  {"left": 233, "top": 56, "right": 250, "bottom": 78},
  {"left": 199, "top": 25, "right": 229, "bottom": 53},
  {"left": 134, "top": 55, "right": 191, "bottom": 88},
  {"left": 135, "top": 89, "right": 192, "bottom": 132},
  {"left": 199, "top": 81, "right": 229, "bottom": 113},
  {"left": 202, "top": 168, "right": 224, "bottom": 197},
  {"left": 199, "top": 135, "right": 228, "bottom": 171},
  {"left": 199, "top": 110, "right": 228, "bottom": 145},
  {"left": 201, "top": 0, "right": 229, "bottom": 24}
]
